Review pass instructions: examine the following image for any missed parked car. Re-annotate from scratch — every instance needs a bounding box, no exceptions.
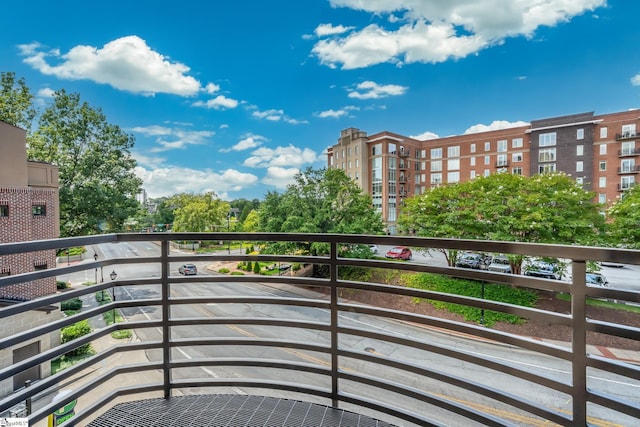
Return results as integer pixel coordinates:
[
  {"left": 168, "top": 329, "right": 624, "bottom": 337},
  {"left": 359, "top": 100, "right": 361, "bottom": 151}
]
[
  {"left": 385, "top": 246, "right": 412, "bottom": 260},
  {"left": 586, "top": 272, "right": 608, "bottom": 286},
  {"left": 487, "top": 256, "right": 512, "bottom": 274},
  {"left": 178, "top": 263, "right": 198, "bottom": 275},
  {"left": 368, "top": 244, "right": 378, "bottom": 254},
  {"left": 455, "top": 253, "right": 491, "bottom": 269},
  {"left": 524, "top": 261, "right": 561, "bottom": 280}
]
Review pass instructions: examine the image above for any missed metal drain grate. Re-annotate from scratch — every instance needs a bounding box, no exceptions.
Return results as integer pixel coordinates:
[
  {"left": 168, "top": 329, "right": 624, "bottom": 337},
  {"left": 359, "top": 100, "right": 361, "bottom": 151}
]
[{"left": 87, "top": 394, "right": 397, "bottom": 426}]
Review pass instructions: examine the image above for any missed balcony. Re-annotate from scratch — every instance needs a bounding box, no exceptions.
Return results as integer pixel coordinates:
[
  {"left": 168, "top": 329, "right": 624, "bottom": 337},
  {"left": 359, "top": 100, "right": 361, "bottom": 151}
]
[
  {"left": 617, "top": 148, "right": 640, "bottom": 157},
  {"left": 398, "top": 162, "right": 407, "bottom": 170},
  {"left": 495, "top": 161, "right": 509, "bottom": 168},
  {"left": 615, "top": 131, "right": 640, "bottom": 141},
  {"left": 617, "top": 165, "right": 640, "bottom": 174},
  {"left": 398, "top": 149, "right": 410, "bottom": 157},
  {"left": 1, "top": 233, "right": 640, "bottom": 426}
]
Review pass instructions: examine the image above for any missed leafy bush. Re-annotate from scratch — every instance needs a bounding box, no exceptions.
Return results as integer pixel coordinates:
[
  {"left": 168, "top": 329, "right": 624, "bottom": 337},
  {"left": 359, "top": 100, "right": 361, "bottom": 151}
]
[
  {"left": 292, "top": 263, "right": 301, "bottom": 272},
  {"left": 246, "top": 261, "right": 253, "bottom": 271},
  {"left": 61, "top": 320, "right": 92, "bottom": 357},
  {"left": 404, "top": 273, "right": 538, "bottom": 327},
  {"left": 111, "top": 330, "right": 132, "bottom": 339},
  {"left": 57, "top": 280, "right": 70, "bottom": 290},
  {"left": 231, "top": 271, "right": 245, "bottom": 275},
  {"left": 218, "top": 268, "right": 230, "bottom": 274},
  {"left": 253, "top": 261, "right": 261, "bottom": 274},
  {"left": 61, "top": 297, "right": 82, "bottom": 312}
]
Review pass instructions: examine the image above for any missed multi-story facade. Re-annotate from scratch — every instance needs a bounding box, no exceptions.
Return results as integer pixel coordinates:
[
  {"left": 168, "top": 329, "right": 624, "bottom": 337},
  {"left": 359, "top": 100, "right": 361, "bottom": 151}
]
[
  {"left": 0, "top": 120, "right": 61, "bottom": 395},
  {"left": 327, "top": 110, "right": 640, "bottom": 232}
]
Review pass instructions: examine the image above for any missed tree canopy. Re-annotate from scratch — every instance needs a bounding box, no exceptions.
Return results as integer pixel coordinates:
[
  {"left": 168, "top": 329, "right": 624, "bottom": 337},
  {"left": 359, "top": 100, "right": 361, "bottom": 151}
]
[
  {"left": 169, "top": 192, "right": 230, "bottom": 232},
  {"left": 27, "top": 90, "right": 142, "bottom": 236},
  {"left": 607, "top": 185, "right": 640, "bottom": 248},
  {"left": 399, "top": 172, "right": 605, "bottom": 270},
  {"left": 258, "top": 167, "right": 385, "bottom": 253},
  {"left": 0, "top": 72, "right": 36, "bottom": 131}
]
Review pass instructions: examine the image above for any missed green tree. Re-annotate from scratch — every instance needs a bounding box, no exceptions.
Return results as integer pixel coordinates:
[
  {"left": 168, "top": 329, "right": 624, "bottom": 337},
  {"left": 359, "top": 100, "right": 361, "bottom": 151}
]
[
  {"left": 27, "top": 90, "right": 142, "bottom": 236},
  {"left": 607, "top": 185, "right": 640, "bottom": 248},
  {"left": 257, "top": 167, "right": 385, "bottom": 254},
  {"left": 242, "top": 209, "right": 260, "bottom": 232},
  {"left": 0, "top": 71, "right": 37, "bottom": 131},
  {"left": 171, "top": 192, "right": 230, "bottom": 232},
  {"left": 399, "top": 173, "right": 605, "bottom": 272}
]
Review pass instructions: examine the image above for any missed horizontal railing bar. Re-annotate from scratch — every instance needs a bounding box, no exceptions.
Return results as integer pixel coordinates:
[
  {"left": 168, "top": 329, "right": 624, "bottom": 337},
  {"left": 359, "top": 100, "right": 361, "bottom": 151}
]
[
  {"left": 170, "top": 358, "right": 331, "bottom": 376},
  {"left": 169, "top": 337, "right": 331, "bottom": 353},
  {"left": 587, "top": 355, "right": 640, "bottom": 380},
  {"left": 169, "top": 296, "right": 330, "bottom": 309},
  {"left": 169, "top": 317, "right": 330, "bottom": 331},
  {"left": 587, "top": 319, "right": 640, "bottom": 341},
  {"left": 588, "top": 389, "right": 640, "bottom": 420}
]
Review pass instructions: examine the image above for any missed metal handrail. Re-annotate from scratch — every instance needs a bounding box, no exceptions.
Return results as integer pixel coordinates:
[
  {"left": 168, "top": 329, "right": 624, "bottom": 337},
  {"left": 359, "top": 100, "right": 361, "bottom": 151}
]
[{"left": 0, "top": 233, "right": 639, "bottom": 426}]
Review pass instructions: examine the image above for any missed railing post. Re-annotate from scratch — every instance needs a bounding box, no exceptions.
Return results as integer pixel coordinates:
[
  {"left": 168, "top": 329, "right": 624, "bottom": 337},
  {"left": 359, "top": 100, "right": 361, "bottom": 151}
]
[
  {"left": 161, "top": 238, "right": 171, "bottom": 399},
  {"left": 330, "top": 241, "right": 339, "bottom": 408},
  {"left": 571, "top": 259, "right": 588, "bottom": 426}
]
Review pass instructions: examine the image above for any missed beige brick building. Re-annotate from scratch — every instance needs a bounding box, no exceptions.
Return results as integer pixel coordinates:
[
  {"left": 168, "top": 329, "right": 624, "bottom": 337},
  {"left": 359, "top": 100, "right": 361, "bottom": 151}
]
[
  {"left": 0, "top": 120, "right": 61, "bottom": 395},
  {"left": 328, "top": 110, "right": 640, "bottom": 233}
]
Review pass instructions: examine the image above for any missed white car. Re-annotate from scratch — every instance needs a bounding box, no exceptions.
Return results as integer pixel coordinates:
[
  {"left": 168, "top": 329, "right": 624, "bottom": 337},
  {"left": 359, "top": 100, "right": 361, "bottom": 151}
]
[
  {"left": 487, "top": 256, "right": 512, "bottom": 274},
  {"left": 368, "top": 244, "right": 378, "bottom": 254}
]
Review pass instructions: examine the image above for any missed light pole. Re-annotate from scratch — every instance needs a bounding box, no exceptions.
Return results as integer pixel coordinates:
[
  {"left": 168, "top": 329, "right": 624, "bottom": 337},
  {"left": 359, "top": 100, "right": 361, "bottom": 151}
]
[
  {"left": 110, "top": 271, "right": 117, "bottom": 323},
  {"left": 93, "top": 253, "right": 98, "bottom": 284},
  {"left": 227, "top": 213, "right": 231, "bottom": 254}
]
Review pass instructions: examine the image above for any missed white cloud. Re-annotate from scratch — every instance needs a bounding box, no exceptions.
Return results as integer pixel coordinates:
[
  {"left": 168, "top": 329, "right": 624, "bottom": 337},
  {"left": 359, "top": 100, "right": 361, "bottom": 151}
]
[
  {"left": 314, "top": 0, "right": 606, "bottom": 69},
  {"left": 37, "top": 87, "right": 56, "bottom": 98},
  {"left": 243, "top": 145, "right": 320, "bottom": 168},
  {"left": 192, "top": 95, "right": 239, "bottom": 110},
  {"left": 220, "top": 134, "right": 267, "bottom": 152},
  {"left": 410, "top": 131, "right": 439, "bottom": 140},
  {"left": 348, "top": 80, "right": 408, "bottom": 99},
  {"left": 18, "top": 36, "right": 202, "bottom": 96},
  {"left": 262, "top": 167, "right": 300, "bottom": 189},
  {"left": 205, "top": 82, "right": 221, "bottom": 94},
  {"left": 135, "top": 165, "right": 258, "bottom": 199},
  {"left": 130, "top": 125, "right": 214, "bottom": 152},
  {"left": 632, "top": 74, "right": 640, "bottom": 86},
  {"left": 251, "top": 108, "right": 307, "bottom": 124},
  {"left": 317, "top": 109, "right": 349, "bottom": 119},
  {"left": 314, "top": 23, "right": 354, "bottom": 37},
  {"left": 464, "top": 120, "right": 529, "bottom": 134}
]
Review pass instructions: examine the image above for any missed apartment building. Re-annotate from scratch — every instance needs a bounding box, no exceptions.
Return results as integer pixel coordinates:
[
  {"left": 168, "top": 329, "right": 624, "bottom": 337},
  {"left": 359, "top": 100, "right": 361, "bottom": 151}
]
[
  {"left": 0, "top": 120, "right": 61, "bottom": 395},
  {"left": 327, "top": 109, "right": 640, "bottom": 232}
]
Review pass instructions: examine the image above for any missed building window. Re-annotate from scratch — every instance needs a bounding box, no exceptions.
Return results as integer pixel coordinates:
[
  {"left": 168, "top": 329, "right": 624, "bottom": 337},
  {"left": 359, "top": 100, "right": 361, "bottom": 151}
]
[
  {"left": 421, "top": 149, "right": 426, "bottom": 158},
  {"left": 599, "top": 161, "right": 607, "bottom": 171},
  {"left": 484, "top": 169, "right": 490, "bottom": 177},
  {"left": 470, "top": 156, "right": 476, "bottom": 166},
  {"left": 622, "top": 124, "right": 636, "bottom": 137},
  {"left": 598, "top": 194, "right": 606, "bottom": 204},
  {"left": 577, "top": 128, "right": 584, "bottom": 140},
  {"left": 372, "top": 144, "right": 382, "bottom": 156},
  {"left": 539, "top": 163, "right": 556, "bottom": 174},
  {"left": 512, "top": 152, "right": 523, "bottom": 162},
  {"left": 539, "top": 132, "right": 557, "bottom": 147},
  {"left": 447, "top": 171, "right": 460, "bottom": 183},
  {"left": 621, "top": 158, "right": 635, "bottom": 173},
  {"left": 497, "top": 154, "right": 508, "bottom": 167},
  {"left": 0, "top": 268, "right": 9, "bottom": 277},
  {"left": 512, "top": 138, "right": 523, "bottom": 148},
  {"left": 600, "top": 127, "right": 608, "bottom": 139},
  {"left": 497, "top": 140, "right": 507, "bottom": 152},
  {"left": 447, "top": 159, "right": 460, "bottom": 170},
  {"left": 347, "top": 147, "right": 351, "bottom": 156},
  {"left": 576, "top": 177, "right": 584, "bottom": 185},
  {"left": 355, "top": 171, "right": 359, "bottom": 180},
  {"left": 388, "top": 143, "right": 397, "bottom": 155},
  {"left": 447, "top": 146, "right": 460, "bottom": 158},
  {"left": 470, "top": 143, "right": 476, "bottom": 153},
  {"left": 599, "top": 144, "right": 607, "bottom": 155},
  {"left": 348, "top": 160, "right": 352, "bottom": 168},
  {"left": 0, "top": 204, "right": 8, "bottom": 217},
  {"left": 599, "top": 177, "right": 606, "bottom": 188},
  {"left": 430, "top": 173, "right": 442, "bottom": 185},
  {"left": 431, "top": 160, "right": 442, "bottom": 172},
  {"left": 512, "top": 167, "right": 523, "bottom": 175},
  {"left": 470, "top": 170, "right": 476, "bottom": 179},
  {"left": 355, "top": 159, "right": 359, "bottom": 168},
  {"left": 577, "top": 145, "right": 584, "bottom": 156},
  {"left": 621, "top": 176, "right": 635, "bottom": 190},
  {"left": 576, "top": 161, "right": 583, "bottom": 172},
  {"left": 484, "top": 142, "right": 490, "bottom": 151},
  {"left": 539, "top": 148, "right": 556, "bottom": 162},
  {"left": 34, "top": 262, "right": 48, "bottom": 271},
  {"left": 355, "top": 146, "right": 358, "bottom": 154},
  {"left": 32, "top": 204, "right": 46, "bottom": 216},
  {"left": 621, "top": 141, "right": 636, "bottom": 156},
  {"left": 431, "top": 148, "right": 442, "bottom": 159},
  {"left": 484, "top": 155, "right": 490, "bottom": 165}
]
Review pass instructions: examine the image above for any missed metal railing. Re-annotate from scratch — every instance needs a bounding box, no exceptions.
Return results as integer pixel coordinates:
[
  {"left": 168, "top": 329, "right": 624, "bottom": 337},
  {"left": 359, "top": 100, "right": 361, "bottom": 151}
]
[{"left": 1, "top": 233, "right": 639, "bottom": 426}]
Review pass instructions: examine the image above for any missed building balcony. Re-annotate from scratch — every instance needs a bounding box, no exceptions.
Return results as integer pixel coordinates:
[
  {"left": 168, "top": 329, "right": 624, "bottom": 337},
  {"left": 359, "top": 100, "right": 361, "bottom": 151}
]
[
  {"left": 618, "top": 183, "right": 636, "bottom": 191},
  {"left": 617, "top": 148, "right": 640, "bottom": 157},
  {"left": 615, "top": 131, "right": 640, "bottom": 141},
  {"left": 1, "top": 233, "right": 639, "bottom": 426},
  {"left": 617, "top": 165, "right": 640, "bottom": 174},
  {"left": 398, "top": 163, "right": 408, "bottom": 170},
  {"left": 398, "top": 150, "right": 410, "bottom": 157},
  {"left": 495, "top": 161, "right": 509, "bottom": 168}
]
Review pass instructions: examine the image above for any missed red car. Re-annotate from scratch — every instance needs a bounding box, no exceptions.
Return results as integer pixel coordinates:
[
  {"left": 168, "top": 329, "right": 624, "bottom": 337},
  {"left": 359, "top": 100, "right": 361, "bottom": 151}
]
[{"left": 385, "top": 246, "right": 412, "bottom": 260}]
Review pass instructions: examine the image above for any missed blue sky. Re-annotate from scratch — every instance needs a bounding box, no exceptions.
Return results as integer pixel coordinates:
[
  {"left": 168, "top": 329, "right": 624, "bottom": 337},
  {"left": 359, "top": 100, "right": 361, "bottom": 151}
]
[{"left": 2, "top": 0, "right": 639, "bottom": 200}]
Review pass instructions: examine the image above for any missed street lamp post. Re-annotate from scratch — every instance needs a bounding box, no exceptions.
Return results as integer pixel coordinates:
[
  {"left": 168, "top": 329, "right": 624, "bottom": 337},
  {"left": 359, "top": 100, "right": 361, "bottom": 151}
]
[
  {"left": 227, "top": 213, "right": 231, "bottom": 254},
  {"left": 110, "top": 271, "right": 117, "bottom": 323},
  {"left": 93, "top": 253, "right": 98, "bottom": 284}
]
